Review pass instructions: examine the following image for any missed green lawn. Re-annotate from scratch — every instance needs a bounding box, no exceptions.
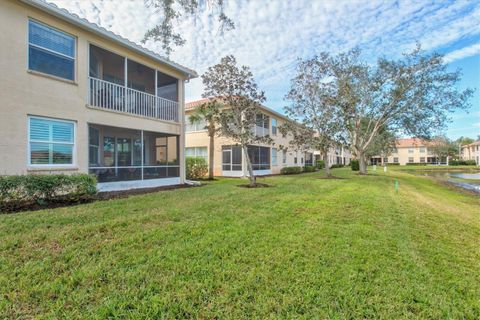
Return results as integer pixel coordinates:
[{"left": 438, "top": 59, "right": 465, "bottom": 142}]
[{"left": 1, "top": 168, "right": 479, "bottom": 319}]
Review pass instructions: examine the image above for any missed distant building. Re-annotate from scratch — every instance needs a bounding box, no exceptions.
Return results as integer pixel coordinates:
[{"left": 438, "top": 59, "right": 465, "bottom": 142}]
[
  {"left": 185, "top": 99, "right": 316, "bottom": 177},
  {"left": 370, "top": 138, "right": 443, "bottom": 165},
  {"left": 313, "top": 145, "right": 352, "bottom": 167},
  {"left": 460, "top": 141, "right": 480, "bottom": 165}
]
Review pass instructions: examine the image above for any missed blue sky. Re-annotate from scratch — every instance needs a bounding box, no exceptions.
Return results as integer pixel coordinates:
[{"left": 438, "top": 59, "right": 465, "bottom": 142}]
[{"left": 51, "top": 0, "right": 480, "bottom": 140}]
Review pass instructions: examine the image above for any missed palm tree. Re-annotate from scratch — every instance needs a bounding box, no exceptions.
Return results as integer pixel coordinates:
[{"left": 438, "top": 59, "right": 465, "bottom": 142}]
[{"left": 188, "top": 101, "right": 221, "bottom": 180}]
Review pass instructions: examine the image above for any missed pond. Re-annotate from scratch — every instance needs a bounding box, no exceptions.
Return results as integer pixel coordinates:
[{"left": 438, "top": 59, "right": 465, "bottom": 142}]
[{"left": 413, "top": 170, "right": 480, "bottom": 194}]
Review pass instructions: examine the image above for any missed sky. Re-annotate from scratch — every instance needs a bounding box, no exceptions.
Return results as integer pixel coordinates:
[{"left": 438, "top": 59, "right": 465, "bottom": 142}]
[{"left": 49, "top": 0, "right": 480, "bottom": 140}]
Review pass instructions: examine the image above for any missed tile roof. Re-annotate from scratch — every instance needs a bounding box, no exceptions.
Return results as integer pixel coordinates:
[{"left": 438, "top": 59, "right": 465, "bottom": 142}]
[
  {"left": 395, "top": 138, "right": 432, "bottom": 148},
  {"left": 21, "top": 0, "right": 197, "bottom": 78},
  {"left": 185, "top": 98, "right": 291, "bottom": 121}
]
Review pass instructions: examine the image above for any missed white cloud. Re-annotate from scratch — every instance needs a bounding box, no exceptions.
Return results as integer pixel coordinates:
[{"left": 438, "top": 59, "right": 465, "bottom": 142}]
[
  {"left": 48, "top": 0, "right": 480, "bottom": 111},
  {"left": 444, "top": 43, "right": 480, "bottom": 63}
]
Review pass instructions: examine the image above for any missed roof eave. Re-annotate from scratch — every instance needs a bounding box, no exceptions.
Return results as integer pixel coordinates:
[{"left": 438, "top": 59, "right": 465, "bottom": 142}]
[{"left": 20, "top": 0, "right": 198, "bottom": 79}]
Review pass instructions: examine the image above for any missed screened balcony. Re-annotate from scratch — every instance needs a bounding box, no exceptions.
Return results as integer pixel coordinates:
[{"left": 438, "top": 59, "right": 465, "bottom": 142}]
[
  {"left": 88, "top": 45, "right": 179, "bottom": 122},
  {"left": 88, "top": 124, "right": 179, "bottom": 184}
]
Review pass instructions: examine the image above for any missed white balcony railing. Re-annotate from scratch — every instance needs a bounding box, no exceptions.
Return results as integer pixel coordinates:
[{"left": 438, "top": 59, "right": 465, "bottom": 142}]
[{"left": 88, "top": 77, "right": 179, "bottom": 122}]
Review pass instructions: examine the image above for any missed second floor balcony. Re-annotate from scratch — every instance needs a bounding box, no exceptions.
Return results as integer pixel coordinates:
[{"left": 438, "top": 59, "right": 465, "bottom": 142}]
[{"left": 88, "top": 44, "right": 179, "bottom": 122}]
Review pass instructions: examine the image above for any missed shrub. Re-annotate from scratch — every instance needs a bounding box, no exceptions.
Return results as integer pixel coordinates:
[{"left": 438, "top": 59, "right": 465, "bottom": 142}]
[
  {"left": 281, "top": 166, "right": 303, "bottom": 175},
  {"left": 406, "top": 163, "right": 427, "bottom": 166},
  {"left": 386, "top": 163, "right": 400, "bottom": 166},
  {"left": 351, "top": 159, "right": 359, "bottom": 171},
  {"left": 0, "top": 174, "right": 97, "bottom": 212},
  {"left": 464, "top": 160, "right": 477, "bottom": 165},
  {"left": 303, "top": 165, "right": 316, "bottom": 172},
  {"left": 330, "top": 164, "right": 344, "bottom": 169},
  {"left": 315, "top": 160, "right": 325, "bottom": 169},
  {"left": 186, "top": 157, "right": 208, "bottom": 180},
  {"left": 449, "top": 160, "right": 460, "bottom": 166}
]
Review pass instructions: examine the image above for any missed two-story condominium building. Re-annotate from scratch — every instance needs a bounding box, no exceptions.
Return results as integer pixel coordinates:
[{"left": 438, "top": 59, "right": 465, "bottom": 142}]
[
  {"left": 370, "top": 138, "right": 441, "bottom": 165},
  {"left": 0, "top": 0, "right": 197, "bottom": 191},
  {"left": 461, "top": 141, "right": 480, "bottom": 165},
  {"left": 313, "top": 145, "right": 352, "bottom": 167},
  {"left": 185, "top": 99, "right": 315, "bottom": 177}
]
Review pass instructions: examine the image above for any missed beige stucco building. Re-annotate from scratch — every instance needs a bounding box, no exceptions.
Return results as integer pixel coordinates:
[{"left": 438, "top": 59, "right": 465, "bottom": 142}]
[
  {"left": 185, "top": 99, "right": 319, "bottom": 177},
  {"left": 370, "top": 138, "right": 442, "bottom": 165},
  {"left": 461, "top": 141, "right": 480, "bottom": 165},
  {"left": 0, "top": 0, "right": 197, "bottom": 191}
]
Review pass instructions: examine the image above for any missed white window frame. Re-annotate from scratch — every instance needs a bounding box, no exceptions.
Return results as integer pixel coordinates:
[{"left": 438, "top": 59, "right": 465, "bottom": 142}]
[
  {"left": 272, "top": 148, "right": 278, "bottom": 166},
  {"left": 27, "top": 115, "right": 77, "bottom": 168},
  {"left": 271, "top": 118, "right": 277, "bottom": 136},
  {"left": 185, "top": 146, "right": 208, "bottom": 161},
  {"left": 28, "top": 19, "right": 77, "bottom": 82}
]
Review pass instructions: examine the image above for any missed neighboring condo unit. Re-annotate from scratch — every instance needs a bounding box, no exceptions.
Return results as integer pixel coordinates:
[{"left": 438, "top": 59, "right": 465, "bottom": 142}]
[
  {"left": 0, "top": 0, "right": 197, "bottom": 191},
  {"left": 461, "top": 141, "right": 480, "bottom": 165},
  {"left": 185, "top": 99, "right": 315, "bottom": 177},
  {"left": 370, "top": 138, "right": 442, "bottom": 165},
  {"left": 313, "top": 145, "right": 352, "bottom": 167}
]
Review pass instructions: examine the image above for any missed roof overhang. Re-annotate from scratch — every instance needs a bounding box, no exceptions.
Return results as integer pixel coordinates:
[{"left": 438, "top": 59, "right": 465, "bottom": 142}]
[{"left": 20, "top": 0, "right": 198, "bottom": 79}]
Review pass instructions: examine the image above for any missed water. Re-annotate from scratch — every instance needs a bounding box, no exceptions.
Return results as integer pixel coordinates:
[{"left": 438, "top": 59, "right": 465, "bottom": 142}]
[{"left": 414, "top": 170, "right": 480, "bottom": 194}]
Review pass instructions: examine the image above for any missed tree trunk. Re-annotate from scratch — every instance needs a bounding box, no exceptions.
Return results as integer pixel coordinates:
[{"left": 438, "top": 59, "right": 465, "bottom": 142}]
[
  {"left": 359, "top": 153, "right": 368, "bottom": 175},
  {"left": 242, "top": 145, "right": 256, "bottom": 186},
  {"left": 208, "top": 126, "right": 215, "bottom": 180},
  {"left": 323, "top": 153, "right": 331, "bottom": 177}
]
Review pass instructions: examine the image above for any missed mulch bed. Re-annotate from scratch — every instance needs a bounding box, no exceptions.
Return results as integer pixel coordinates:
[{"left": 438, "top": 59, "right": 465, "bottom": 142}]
[
  {"left": 237, "top": 183, "right": 272, "bottom": 188},
  {"left": 1, "top": 184, "right": 199, "bottom": 214},
  {"left": 318, "top": 176, "right": 346, "bottom": 180}
]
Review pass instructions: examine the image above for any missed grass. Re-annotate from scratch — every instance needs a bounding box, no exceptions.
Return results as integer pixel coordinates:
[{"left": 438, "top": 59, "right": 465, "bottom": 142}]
[{"left": 0, "top": 168, "right": 479, "bottom": 319}]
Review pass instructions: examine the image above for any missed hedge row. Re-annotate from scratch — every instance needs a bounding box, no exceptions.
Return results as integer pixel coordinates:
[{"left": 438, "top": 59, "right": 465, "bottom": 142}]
[
  {"left": 315, "top": 160, "right": 325, "bottom": 169},
  {"left": 450, "top": 160, "right": 477, "bottom": 166},
  {"left": 406, "top": 163, "right": 428, "bottom": 166},
  {"left": 281, "top": 166, "right": 303, "bottom": 174},
  {"left": 351, "top": 160, "right": 360, "bottom": 171},
  {"left": 0, "top": 174, "right": 97, "bottom": 212},
  {"left": 186, "top": 157, "right": 208, "bottom": 179}
]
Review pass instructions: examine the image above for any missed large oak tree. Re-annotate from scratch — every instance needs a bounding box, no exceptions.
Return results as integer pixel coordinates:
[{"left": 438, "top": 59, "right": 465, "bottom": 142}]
[{"left": 321, "top": 46, "right": 472, "bottom": 174}]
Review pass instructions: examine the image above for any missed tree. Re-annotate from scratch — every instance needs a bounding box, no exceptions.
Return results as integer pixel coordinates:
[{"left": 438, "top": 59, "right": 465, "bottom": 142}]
[
  {"left": 143, "top": 0, "right": 234, "bottom": 55},
  {"left": 430, "top": 136, "right": 458, "bottom": 162},
  {"left": 188, "top": 100, "right": 222, "bottom": 180},
  {"left": 363, "top": 121, "right": 397, "bottom": 163},
  {"left": 282, "top": 55, "right": 345, "bottom": 177},
  {"left": 201, "top": 55, "right": 271, "bottom": 186},
  {"left": 456, "top": 136, "right": 475, "bottom": 146},
  {"left": 318, "top": 45, "right": 472, "bottom": 174}
]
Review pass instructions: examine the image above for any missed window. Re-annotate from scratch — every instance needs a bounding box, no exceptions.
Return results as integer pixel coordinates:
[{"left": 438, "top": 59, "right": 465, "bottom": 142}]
[
  {"left": 283, "top": 150, "right": 287, "bottom": 164},
  {"left": 420, "top": 157, "right": 425, "bottom": 163},
  {"left": 394, "top": 157, "right": 399, "bottom": 163},
  {"left": 419, "top": 147, "right": 426, "bottom": 153},
  {"left": 186, "top": 147, "right": 208, "bottom": 161},
  {"left": 272, "top": 148, "right": 278, "bottom": 165},
  {"left": 271, "top": 118, "right": 277, "bottom": 135},
  {"left": 29, "top": 116, "right": 75, "bottom": 166},
  {"left": 408, "top": 157, "right": 414, "bottom": 163},
  {"left": 89, "top": 127, "right": 99, "bottom": 166},
  {"left": 186, "top": 118, "right": 207, "bottom": 132},
  {"left": 383, "top": 157, "right": 388, "bottom": 163},
  {"left": 301, "top": 157, "right": 304, "bottom": 164},
  {"left": 28, "top": 20, "right": 75, "bottom": 80},
  {"left": 305, "top": 153, "right": 313, "bottom": 166},
  {"left": 294, "top": 157, "right": 297, "bottom": 164},
  {"left": 255, "top": 114, "right": 269, "bottom": 136},
  {"left": 408, "top": 148, "right": 414, "bottom": 153},
  {"left": 392, "top": 148, "right": 398, "bottom": 154},
  {"left": 247, "top": 146, "right": 270, "bottom": 170},
  {"left": 222, "top": 145, "right": 242, "bottom": 171}
]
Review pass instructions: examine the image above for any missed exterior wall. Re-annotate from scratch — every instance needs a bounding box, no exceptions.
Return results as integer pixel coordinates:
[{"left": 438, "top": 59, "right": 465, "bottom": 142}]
[
  {"left": 0, "top": 1, "right": 188, "bottom": 185},
  {"left": 185, "top": 108, "right": 311, "bottom": 177},
  {"left": 314, "top": 146, "right": 352, "bottom": 167},
  {"left": 373, "top": 146, "right": 436, "bottom": 165},
  {"left": 461, "top": 143, "right": 480, "bottom": 165}
]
